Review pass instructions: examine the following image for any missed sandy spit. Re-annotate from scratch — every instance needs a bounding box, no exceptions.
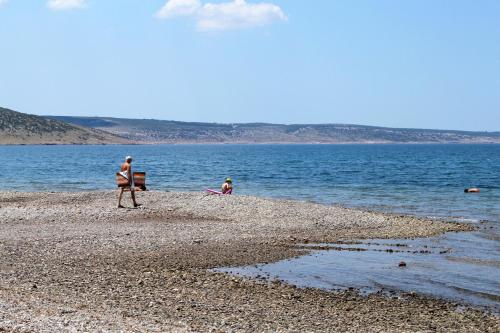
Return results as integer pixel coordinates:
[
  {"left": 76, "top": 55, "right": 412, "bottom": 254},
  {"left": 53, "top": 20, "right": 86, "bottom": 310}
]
[{"left": 0, "top": 191, "right": 497, "bottom": 333}]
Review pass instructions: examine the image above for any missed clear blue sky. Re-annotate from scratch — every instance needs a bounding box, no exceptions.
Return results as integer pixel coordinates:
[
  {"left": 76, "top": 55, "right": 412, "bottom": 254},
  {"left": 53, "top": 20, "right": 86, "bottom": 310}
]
[{"left": 0, "top": 0, "right": 499, "bottom": 131}]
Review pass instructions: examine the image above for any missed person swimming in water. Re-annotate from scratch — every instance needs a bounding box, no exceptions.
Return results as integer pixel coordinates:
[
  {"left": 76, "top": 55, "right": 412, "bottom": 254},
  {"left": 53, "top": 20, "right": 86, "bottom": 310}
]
[
  {"left": 118, "top": 156, "right": 140, "bottom": 208},
  {"left": 221, "top": 177, "right": 233, "bottom": 195}
]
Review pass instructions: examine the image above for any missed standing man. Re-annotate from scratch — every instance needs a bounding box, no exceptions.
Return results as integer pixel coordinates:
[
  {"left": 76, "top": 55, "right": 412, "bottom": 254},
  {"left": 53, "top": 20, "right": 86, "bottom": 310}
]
[{"left": 118, "top": 156, "right": 140, "bottom": 208}]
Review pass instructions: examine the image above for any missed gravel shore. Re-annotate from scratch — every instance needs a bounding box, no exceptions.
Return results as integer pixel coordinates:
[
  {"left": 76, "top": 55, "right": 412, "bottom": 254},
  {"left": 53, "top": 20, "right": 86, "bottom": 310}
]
[{"left": 0, "top": 191, "right": 497, "bottom": 332}]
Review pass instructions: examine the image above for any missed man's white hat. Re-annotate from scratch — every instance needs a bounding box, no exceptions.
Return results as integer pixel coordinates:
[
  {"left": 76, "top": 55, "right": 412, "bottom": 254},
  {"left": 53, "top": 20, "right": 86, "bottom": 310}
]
[{"left": 126, "top": 155, "right": 132, "bottom": 161}]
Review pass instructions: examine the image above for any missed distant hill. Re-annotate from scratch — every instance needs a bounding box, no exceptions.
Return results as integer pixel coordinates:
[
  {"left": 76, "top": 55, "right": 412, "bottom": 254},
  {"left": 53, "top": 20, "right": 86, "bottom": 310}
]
[
  {"left": 0, "top": 108, "right": 131, "bottom": 145},
  {"left": 48, "top": 115, "right": 500, "bottom": 144}
]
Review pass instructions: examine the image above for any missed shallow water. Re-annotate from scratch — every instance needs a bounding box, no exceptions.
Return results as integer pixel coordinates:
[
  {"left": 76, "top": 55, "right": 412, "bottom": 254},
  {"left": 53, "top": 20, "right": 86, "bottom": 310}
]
[
  {"left": 217, "top": 224, "right": 500, "bottom": 312},
  {"left": 1, "top": 144, "right": 499, "bottom": 308}
]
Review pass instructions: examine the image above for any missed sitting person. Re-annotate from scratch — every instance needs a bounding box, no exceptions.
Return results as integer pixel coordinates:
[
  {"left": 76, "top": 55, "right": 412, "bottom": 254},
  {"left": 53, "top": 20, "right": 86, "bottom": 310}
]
[{"left": 221, "top": 177, "right": 233, "bottom": 194}]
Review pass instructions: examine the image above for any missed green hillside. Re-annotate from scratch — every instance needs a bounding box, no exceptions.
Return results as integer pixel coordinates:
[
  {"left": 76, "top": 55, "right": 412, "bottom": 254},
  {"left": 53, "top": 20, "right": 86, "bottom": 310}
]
[
  {"left": 48, "top": 115, "right": 500, "bottom": 144},
  {"left": 0, "top": 108, "right": 131, "bottom": 145}
]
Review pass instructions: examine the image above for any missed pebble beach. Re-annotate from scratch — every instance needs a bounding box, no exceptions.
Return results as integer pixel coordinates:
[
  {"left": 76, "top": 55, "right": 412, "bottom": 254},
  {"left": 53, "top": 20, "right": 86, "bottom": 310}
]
[{"left": 0, "top": 191, "right": 498, "bottom": 332}]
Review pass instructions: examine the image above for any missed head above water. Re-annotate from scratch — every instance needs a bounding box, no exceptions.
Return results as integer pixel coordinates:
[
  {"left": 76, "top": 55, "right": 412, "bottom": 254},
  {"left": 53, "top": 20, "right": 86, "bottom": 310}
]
[{"left": 125, "top": 156, "right": 133, "bottom": 163}]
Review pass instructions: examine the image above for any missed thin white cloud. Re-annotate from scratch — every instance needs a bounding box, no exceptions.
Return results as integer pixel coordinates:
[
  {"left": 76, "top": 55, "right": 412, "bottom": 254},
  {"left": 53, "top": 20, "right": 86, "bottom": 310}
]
[
  {"left": 156, "top": 0, "right": 287, "bottom": 31},
  {"left": 0, "top": 0, "right": 8, "bottom": 6},
  {"left": 47, "top": 0, "right": 87, "bottom": 11},
  {"left": 157, "top": 0, "right": 201, "bottom": 18}
]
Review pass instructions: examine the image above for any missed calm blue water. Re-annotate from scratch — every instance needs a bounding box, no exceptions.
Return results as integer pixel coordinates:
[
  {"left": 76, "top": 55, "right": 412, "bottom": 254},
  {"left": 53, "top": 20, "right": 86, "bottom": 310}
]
[
  {"left": 0, "top": 144, "right": 499, "bottom": 222},
  {"left": 1, "top": 144, "right": 499, "bottom": 309}
]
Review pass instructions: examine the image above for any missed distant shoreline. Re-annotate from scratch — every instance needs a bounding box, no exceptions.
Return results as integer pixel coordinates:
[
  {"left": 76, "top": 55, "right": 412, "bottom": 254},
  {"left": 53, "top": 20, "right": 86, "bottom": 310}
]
[
  {"left": 2, "top": 141, "right": 500, "bottom": 146},
  {"left": 2, "top": 108, "right": 500, "bottom": 145}
]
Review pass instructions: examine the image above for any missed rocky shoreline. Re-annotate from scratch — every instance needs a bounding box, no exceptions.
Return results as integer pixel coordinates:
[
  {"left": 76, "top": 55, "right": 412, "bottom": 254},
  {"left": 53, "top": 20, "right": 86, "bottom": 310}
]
[{"left": 0, "top": 191, "right": 497, "bottom": 332}]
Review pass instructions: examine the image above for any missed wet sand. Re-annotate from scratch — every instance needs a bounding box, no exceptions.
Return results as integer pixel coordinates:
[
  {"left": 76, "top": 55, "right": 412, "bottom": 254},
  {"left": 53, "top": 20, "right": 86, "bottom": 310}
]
[{"left": 0, "top": 191, "right": 497, "bottom": 332}]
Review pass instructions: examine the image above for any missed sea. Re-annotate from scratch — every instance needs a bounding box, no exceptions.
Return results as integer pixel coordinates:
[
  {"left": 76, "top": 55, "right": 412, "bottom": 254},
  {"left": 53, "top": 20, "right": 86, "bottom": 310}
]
[{"left": 1, "top": 144, "right": 499, "bottom": 311}]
